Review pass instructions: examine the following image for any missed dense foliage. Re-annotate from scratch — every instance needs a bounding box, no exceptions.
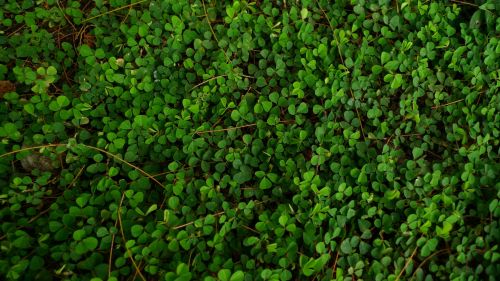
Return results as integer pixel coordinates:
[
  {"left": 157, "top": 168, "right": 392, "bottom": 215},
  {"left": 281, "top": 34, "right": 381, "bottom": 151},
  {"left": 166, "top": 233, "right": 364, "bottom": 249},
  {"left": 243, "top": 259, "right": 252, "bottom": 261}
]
[{"left": 1, "top": 0, "right": 499, "bottom": 280}]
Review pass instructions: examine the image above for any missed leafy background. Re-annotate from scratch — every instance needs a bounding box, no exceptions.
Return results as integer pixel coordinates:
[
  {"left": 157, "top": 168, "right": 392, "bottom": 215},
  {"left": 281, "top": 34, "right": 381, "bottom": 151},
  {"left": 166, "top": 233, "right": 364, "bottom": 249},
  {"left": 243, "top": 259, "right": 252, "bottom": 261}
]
[{"left": 0, "top": 0, "right": 499, "bottom": 280}]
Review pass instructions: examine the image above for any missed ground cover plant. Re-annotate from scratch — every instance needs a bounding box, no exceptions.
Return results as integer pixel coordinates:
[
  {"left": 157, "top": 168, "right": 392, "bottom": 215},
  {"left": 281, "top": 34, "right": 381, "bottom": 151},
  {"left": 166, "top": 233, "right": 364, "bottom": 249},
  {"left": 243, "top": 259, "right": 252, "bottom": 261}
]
[{"left": 0, "top": 0, "right": 499, "bottom": 280}]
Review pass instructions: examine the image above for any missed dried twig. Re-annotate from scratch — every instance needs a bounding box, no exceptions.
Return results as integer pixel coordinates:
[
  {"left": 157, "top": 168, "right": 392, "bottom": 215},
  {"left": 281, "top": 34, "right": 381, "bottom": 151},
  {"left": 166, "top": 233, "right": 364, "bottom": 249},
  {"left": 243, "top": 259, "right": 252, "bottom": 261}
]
[
  {"left": 314, "top": 0, "right": 366, "bottom": 140},
  {"left": 108, "top": 193, "right": 122, "bottom": 279},
  {"left": 410, "top": 248, "right": 450, "bottom": 280},
  {"left": 200, "top": 0, "right": 231, "bottom": 64},
  {"left": 450, "top": 0, "right": 479, "bottom": 8},
  {"left": 195, "top": 120, "right": 294, "bottom": 135},
  {"left": 190, "top": 75, "right": 227, "bottom": 90},
  {"left": 82, "top": 0, "right": 148, "bottom": 23},
  {"left": 432, "top": 99, "right": 464, "bottom": 109},
  {"left": 56, "top": 0, "right": 77, "bottom": 31},
  {"left": 332, "top": 251, "right": 340, "bottom": 276},
  {"left": 395, "top": 246, "right": 418, "bottom": 281},
  {"left": 173, "top": 211, "right": 225, "bottom": 230},
  {"left": 117, "top": 193, "right": 147, "bottom": 281}
]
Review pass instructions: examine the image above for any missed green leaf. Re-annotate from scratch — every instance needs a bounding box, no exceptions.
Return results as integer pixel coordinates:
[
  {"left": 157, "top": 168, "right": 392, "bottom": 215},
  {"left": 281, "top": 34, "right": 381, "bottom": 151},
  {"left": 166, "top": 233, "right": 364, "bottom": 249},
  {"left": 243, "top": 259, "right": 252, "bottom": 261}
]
[
  {"left": 82, "top": 237, "right": 98, "bottom": 251},
  {"left": 372, "top": 65, "right": 383, "bottom": 75},
  {"left": 108, "top": 167, "right": 119, "bottom": 177},
  {"left": 301, "top": 8, "right": 309, "bottom": 19},
  {"left": 131, "top": 225, "right": 143, "bottom": 238},
  {"left": 231, "top": 110, "right": 241, "bottom": 121},
  {"left": 57, "top": 96, "right": 70, "bottom": 107},
  {"left": 390, "top": 74, "right": 403, "bottom": 89},
  {"left": 421, "top": 238, "right": 439, "bottom": 257},
  {"left": 76, "top": 194, "right": 90, "bottom": 208},
  {"left": 381, "top": 52, "right": 391, "bottom": 64},
  {"left": 218, "top": 269, "right": 231, "bottom": 281},
  {"left": 113, "top": 138, "right": 126, "bottom": 149},
  {"left": 226, "top": 6, "right": 235, "bottom": 18},
  {"left": 243, "top": 236, "right": 259, "bottom": 246},
  {"left": 146, "top": 204, "right": 158, "bottom": 215},
  {"left": 234, "top": 167, "right": 252, "bottom": 184},
  {"left": 490, "top": 199, "right": 498, "bottom": 212},
  {"left": 46, "top": 66, "right": 57, "bottom": 76},
  {"left": 96, "top": 227, "right": 109, "bottom": 237},
  {"left": 230, "top": 271, "right": 244, "bottom": 281},
  {"left": 12, "top": 235, "right": 32, "bottom": 249},
  {"left": 302, "top": 258, "right": 316, "bottom": 276},
  {"left": 171, "top": 15, "right": 185, "bottom": 33},
  {"left": 259, "top": 177, "right": 272, "bottom": 190},
  {"left": 278, "top": 214, "right": 288, "bottom": 226},
  {"left": 384, "top": 60, "right": 400, "bottom": 71},
  {"left": 412, "top": 147, "right": 424, "bottom": 159},
  {"left": 24, "top": 103, "right": 35, "bottom": 115},
  {"left": 262, "top": 101, "right": 273, "bottom": 112},
  {"left": 79, "top": 44, "right": 93, "bottom": 57},
  {"left": 340, "top": 239, "right": 352, "bottom": 254}
]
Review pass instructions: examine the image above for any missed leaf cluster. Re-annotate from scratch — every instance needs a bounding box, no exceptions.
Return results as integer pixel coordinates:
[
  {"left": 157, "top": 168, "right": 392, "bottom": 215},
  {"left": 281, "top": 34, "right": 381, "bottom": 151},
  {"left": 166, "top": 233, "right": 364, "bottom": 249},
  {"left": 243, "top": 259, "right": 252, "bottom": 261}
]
[{"left": 0, "top": 0, "right": 499, "bottom": 280}]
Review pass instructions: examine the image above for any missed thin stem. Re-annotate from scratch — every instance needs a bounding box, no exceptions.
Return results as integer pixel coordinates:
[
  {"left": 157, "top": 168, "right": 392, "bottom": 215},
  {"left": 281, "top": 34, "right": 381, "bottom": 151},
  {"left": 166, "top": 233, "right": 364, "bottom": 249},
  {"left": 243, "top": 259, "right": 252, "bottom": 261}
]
[
  {"left": 117, "top": 193, "right": 146, "bottom": 281},
  {"left": 191, "top": 75, "right": 227, "bottom": 90},
  {"left": 0, "top": 207, "right": 52, "bottom": 240},
  {"left": 173, "top": 211, "right": 225, "bottom": 230},
  {"left": 67, "top": 166, "right": 85, "bottom": 188},
  {"left": 331, "top": 251, "right": 340, "bottom": 276},
  {"left": 395, "top": 246, "right": 418, "bottom": 281},
  {"left": 7, "top": 24, "right": 26, "bottom": 37},
  {"left": 195, "top": 120, "right": 294, "bottom": 135},
  {"left": 0, "top": 144, "right": 63, "bottom": 158},
  {"left": 108, "top": 232, "right": 116, "bottom": 279},
  {"left": 56, "top": 0, "right": 76, "bottom": 31},
  {"left": 0, "top": 143, "right": 165, "bottom": 192},
  {"left": 195, "top": 123, "right": 257, "bottom": 134},
  {"left": 240, "top": 224, "right": 260, "bottom": 234},
  {"left": 432, "top": 99, "right": 464, "bottom": 109},
  {"left": 82, "top": 0, "right": 148, "bottom": 23},
  {"left": 450, "top": 0, "right": 479, "bottom": 8},
  {"left": 314, "top": 0, "right": 366, "bottom": 140},
  {"left": 410, "top": 248, "right": 450, "bottom": 280},
  {"left": 200, "top": 0, "right": 231, "bottom": 64},
  {"left": 108, "top": 200, "right": 121, "bottom": 280},
  {"left": 81, "top": 144, "right": 164, "bottom": 189}
]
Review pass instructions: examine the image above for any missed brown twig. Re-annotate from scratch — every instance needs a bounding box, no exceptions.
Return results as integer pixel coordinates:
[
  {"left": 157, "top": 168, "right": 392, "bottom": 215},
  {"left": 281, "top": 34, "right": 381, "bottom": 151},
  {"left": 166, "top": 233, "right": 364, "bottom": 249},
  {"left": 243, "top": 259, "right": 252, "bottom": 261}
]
[
  {"left": 0, "top": 143, "right": 165, "bottom": 204},
  {"left": 173, "top": 211, "right": 225, "bottom": 230},
  {"left": 132, "top": 261, "right": 144, "bottom": 281},
  {"left": 196, "top": 123, "right": 257, "bottom": 134},
  {"left": 332, "top": 251, "right": 340, "bottom": 276},
  {"left": 450, "top": 0, "right": 479, "bottom": 7},
  {"left": 241, "top": 224, "right": 260, "bottom": 234},
  {"left": 195, "top": 120, "right": 294, "bottom": 135},
  {"left": 82, "top": 144, "right": 164, "bottom": 189},
  {"left": 108, "top": 193, "right": 122, "bottom": 279},
  {"left": 81, "top": 0, "right": 148, "bottom": 23},
  {"left": 200, "top": 0, "right": 231, "bottom": 64},
  {"left": 0, "top": 207, "right": 52, "bottom": 240},
  {"left": 190, "top": 75, "right": 227, "bottom": 90},
  {"left": 395, "top": 246, "right": 418, "bottom": 281},
  {"left": 410, "top": 248, "right": 450, "bottom": 280},
  {"left": 27, "top": 207, "right": 52, "bottom": 224},
  {"left": 7, "top": 24, "right": 26, "bottom": 37},
  {"left": 314, "top": 0, "right": 366, "bottom": 140},
  {"left": 368, "top": 133, "right": 422, "bottom": 141},
  {"left": 66, "top": 166, "right": 85, "bottom": 188},
  {"left": 432, "top": 99, "right": 464, "bottom": 109},
  {"left": 56, "top": 0, "right": 77, "bottom": 31},
  {"left": 108, "top": 232, "right": 116, "bottom": 278},
  {"left": 117, "top": 193, "right": 146, "bottom": 281},
  {"left": 0, "top": 144, "right": 63, "bottom": 158}
]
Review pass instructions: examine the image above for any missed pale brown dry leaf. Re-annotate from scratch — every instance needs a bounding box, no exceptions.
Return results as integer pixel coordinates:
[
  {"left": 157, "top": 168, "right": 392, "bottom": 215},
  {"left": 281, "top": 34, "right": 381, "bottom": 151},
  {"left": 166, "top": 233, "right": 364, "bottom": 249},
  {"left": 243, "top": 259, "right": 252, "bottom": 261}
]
[{"left": 0, "top": 80, "right": 16, "bottom": 98}]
